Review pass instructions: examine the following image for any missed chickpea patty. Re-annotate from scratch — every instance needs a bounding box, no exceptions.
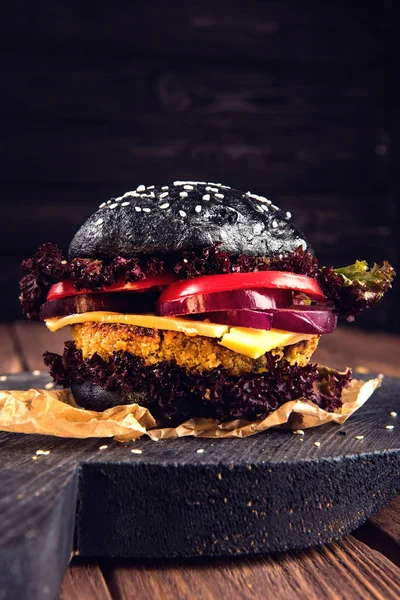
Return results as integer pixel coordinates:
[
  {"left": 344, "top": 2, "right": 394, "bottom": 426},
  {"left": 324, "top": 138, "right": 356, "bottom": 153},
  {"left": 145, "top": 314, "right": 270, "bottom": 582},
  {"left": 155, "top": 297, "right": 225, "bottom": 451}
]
[{"left": 72, "top": 322, "right": 319, "bottom": 376}]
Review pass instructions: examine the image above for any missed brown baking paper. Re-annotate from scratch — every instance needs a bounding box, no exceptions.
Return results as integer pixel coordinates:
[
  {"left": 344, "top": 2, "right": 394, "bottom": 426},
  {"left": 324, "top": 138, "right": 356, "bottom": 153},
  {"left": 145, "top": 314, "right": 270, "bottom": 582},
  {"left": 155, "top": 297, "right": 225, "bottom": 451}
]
[{"left": 0, "top": 371, "right": 382, "bottom": 441}]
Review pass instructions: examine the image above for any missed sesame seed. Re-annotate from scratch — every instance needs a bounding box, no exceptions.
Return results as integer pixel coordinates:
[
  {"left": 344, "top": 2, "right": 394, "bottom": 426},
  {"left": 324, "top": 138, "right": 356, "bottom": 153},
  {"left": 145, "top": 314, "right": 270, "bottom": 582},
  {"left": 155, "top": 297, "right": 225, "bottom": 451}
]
[
  {"left": 45, "top": 382, "right": 55, "bottom": 390},
  {"left": 136, "top": 185, "right": 146, "bottom": 192},
  {"left": 355, "top": 435, "right": 364, "bottom": 440},
  {"left": 32, "top": 370, "right": 41, "bottom": 376},
  {"left": 215, "top": 193, "right": 224, "bottom": 199},
  {"left": 109, "top": 203, "right": 118, "bottom": 209},
  {"left": 160, "top": 203, "right": 169, "bottom": 209},
  {"left": 121, "top": 201, "right": 130, "bottom": 206},
  {"left": 131, "top": 449, "right": 143, "bottom": 455},
  {"left": 95, "top": 218, "right": 103, "bottom": 225},
  {"left": 386, "top": 425, "right": 395, "bottom": 430},
  {"left": 179, "top": 210, "right": 187, "bottom": 217},
  {"left": 99, "top": 445, "right": 108, "bottom": 450},
  {"left": 261, "top": 205, "right": 269, "bottom": 212},
  {"left": 107, "top": 200, "right": 112, "bottom": 204},
  {"left": 36, "top": 449, "right": 50, "bottom": 456},
  {"left": 115, "top": 196, "right": 122, "bottom": 202},
  {"left": 160, "top": 191, "right": 169, "bottom": 198},
  {"left": 61, "top": 260, "right": 68, "bottom": 265},
  {"left": 147, "top": 185, "right": 155, "bottom": 190},
  {"left": 206, "top": 186, "right": 218, "bottom": 193},
  {"left": 135, "top": 206, "right": 142, "bottom": 212},
  {"left": 195, "top": 205, "right": 202, "bottom": 213},
  {"left": 286, "top": 211, "right": 292, "bottom": 218},
  {"left": 32, "top": 456, "right": 38, "bottom": 461},
  {"left": 99, "top": 202, "right": 106, "bottom": 208},
  {"left": 162, "top": 186, "right": 169, "bottom": 190},
  {"left": 390, "top": 411, "right": 397, "bottom": 417},
  {"left": 197, "top": 448, "right": 205, "bottom": 454},
  {"left": 0, "top": 375, "right": 7, "bottom": 382},
  {"left": 184, "top": 185, "right": 194, "bottom": 190},
  {"left": 293, "top": 429, "right": 304, "bottom": 435},
  {"left": 202, "top": 194, "right": 210, "bottom": 201},
  {"left": 142, "top": 208, "right": 151, "bottom": 213},
  {"left": 179, "top": 192, "right": 188, "bottom": 198},
  {"left": 314, "top": 442, "right": 321, "bottom": 447},
  {"left": 272, "top": 220, "right": 278, "bottom": 228},
  {"left": 122, "top": 191, "right": 134, "bottom": 198}
]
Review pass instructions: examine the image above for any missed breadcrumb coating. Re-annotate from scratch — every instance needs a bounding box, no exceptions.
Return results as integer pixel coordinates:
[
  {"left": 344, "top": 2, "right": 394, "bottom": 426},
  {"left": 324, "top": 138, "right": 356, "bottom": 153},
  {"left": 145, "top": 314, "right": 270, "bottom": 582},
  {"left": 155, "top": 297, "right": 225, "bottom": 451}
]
[{"left": 72, "top": 323, "right": 319, "bottom": 376}]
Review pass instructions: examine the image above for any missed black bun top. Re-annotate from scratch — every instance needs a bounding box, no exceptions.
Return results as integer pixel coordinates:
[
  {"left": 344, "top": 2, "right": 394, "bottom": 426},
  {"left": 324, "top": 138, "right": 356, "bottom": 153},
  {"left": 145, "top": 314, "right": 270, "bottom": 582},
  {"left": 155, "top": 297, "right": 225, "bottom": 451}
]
[{"left": 68, "top": 181, "right": 313, "bottom": 260}]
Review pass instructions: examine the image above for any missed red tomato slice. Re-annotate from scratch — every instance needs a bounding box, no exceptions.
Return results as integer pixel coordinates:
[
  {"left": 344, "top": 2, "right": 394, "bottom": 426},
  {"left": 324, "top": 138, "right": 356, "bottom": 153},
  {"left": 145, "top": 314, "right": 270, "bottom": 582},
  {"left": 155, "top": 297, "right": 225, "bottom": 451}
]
[
  {"left": 159, "top": 271, "right": 326, "bottom": 302},
  {"left": 47, "top": 273, "right": 178, "bottom": 301}
]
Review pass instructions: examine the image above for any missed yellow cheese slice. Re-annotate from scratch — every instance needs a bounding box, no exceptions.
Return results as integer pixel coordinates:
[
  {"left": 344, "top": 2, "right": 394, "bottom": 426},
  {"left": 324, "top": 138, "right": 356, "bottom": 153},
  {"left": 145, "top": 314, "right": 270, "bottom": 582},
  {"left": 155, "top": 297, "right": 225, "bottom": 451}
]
[
  {"left": 219, "top": 327, "right": 314, "bottom": 360},
  {"left": 45, "top": 312, "right": 313, "bottom": 359},
  {"left": 45, "top": 311, "right": 229, "bottom": 338}
]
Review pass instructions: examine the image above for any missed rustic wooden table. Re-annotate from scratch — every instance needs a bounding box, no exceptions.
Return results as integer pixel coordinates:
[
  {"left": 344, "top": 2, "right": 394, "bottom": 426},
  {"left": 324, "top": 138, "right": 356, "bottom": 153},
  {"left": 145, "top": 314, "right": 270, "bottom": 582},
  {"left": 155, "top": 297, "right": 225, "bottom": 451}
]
[{"left": 1, "top": 322, "right": 400, "bottom": 599}]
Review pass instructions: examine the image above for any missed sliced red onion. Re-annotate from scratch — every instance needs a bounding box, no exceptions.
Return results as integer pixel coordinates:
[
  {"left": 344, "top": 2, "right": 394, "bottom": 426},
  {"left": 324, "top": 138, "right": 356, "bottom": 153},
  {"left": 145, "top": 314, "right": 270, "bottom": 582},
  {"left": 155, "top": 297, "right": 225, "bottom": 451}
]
[
  {"left": 40, "top": 292, "right": 159, "bottom": 320},
  {"left": 193, "top": 306, "right": 336, "bottom": 334},
  {"left": 157, "top": 288, "right": 292, "bottom": 317}
]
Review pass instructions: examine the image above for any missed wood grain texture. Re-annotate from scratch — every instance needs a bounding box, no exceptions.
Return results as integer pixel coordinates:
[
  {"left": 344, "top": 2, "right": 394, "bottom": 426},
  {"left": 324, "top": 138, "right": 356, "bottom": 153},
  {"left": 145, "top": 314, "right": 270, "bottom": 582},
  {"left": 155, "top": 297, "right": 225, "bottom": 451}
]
[
  {"left": 103, "top": 536, "right": 400, "bottom": 600},
  {"left": 58, "top": 562, "right": 112, "bottom": 600},
  {"left": 0, "top": 325, "right": 23, "bottom": 373}
]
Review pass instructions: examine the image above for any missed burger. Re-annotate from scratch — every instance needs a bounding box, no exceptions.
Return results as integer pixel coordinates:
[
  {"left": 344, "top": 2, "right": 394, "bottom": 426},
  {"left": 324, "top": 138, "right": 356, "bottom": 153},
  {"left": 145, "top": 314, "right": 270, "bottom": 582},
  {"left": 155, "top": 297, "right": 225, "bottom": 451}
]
[{"left": 19, "top": 181, "right": 395, "bottom": 425}]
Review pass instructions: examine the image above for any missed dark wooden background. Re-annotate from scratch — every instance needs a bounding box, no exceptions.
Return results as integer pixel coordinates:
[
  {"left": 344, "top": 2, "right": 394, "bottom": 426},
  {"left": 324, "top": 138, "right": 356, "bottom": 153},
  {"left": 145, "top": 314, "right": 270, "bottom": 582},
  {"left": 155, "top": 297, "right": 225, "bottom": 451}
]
[{"left": 0, "top": 1, "right": 398, "bottom": 331}]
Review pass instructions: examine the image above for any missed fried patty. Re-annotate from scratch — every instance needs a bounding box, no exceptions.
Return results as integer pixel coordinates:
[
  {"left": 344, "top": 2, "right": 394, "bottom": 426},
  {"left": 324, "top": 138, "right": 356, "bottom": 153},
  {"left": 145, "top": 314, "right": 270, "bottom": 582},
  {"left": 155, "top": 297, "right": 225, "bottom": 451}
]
[{"left": 71, "top": 323, "right": 319, "bottom": 376}]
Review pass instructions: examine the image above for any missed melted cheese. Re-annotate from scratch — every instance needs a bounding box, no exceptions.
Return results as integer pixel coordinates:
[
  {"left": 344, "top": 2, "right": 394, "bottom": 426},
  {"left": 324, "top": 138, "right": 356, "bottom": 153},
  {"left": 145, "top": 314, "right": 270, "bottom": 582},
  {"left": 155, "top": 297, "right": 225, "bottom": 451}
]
[{"left": 45, "top": 312, "right": 313, "bottom": 359}]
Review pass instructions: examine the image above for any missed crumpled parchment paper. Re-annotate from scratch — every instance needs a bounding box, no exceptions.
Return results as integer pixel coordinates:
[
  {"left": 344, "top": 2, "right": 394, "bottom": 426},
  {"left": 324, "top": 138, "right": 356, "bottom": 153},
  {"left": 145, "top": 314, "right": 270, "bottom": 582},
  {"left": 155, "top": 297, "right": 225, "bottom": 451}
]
[{"left": 0, "top": 373, "right": 381, "bottom": 441}]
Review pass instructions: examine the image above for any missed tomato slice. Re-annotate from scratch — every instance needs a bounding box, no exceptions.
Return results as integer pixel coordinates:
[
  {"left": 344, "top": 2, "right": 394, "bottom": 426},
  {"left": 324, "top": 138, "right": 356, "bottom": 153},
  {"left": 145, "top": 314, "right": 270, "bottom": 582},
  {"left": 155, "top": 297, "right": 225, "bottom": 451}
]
[
  {"left": 47, "top": 272, "right": 178, "bottom": 301},
  {"left": 159, "top": 271, "right": 326, "bottom": 302}
]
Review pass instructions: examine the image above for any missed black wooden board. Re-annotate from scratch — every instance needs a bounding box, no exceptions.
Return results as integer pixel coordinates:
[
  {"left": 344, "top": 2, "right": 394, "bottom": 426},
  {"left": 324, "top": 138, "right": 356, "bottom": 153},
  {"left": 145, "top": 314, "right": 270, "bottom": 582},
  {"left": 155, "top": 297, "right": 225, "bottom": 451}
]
[{"left": 1, "top": 372, "right": 400, "bottom": 600}]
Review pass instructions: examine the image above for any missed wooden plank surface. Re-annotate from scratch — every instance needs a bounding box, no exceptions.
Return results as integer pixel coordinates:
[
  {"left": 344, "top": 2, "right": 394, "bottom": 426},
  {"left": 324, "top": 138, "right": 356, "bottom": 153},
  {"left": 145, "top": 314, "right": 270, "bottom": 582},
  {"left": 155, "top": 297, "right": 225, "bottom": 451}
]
[
  {"left": 1, "top": 321, "right": 400, "bottom": 600},
  {"left": 103, "top": 537, "right": 400, "bottom": 600}
]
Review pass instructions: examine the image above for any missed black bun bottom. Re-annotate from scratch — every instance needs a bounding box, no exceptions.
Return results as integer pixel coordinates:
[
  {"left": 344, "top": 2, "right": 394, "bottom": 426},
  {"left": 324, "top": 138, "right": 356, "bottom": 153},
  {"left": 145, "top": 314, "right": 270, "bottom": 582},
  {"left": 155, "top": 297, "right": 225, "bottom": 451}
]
[{"left": 71, "top": 380, "right": 148, "bottom": 413}]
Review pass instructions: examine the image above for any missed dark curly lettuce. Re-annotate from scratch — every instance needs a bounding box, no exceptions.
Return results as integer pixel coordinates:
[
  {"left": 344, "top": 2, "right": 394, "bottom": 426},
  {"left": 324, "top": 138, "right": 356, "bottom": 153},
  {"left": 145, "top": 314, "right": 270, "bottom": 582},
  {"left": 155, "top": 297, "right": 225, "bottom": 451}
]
[
  {"left": 44, "top": 342, "right": 351, "bottom": 422},
  {"left": 20, "top": 242, "right": 395, "bottom": 322},
  {"left": 316, "top": 260, "right": 395, "bottom": 320}
]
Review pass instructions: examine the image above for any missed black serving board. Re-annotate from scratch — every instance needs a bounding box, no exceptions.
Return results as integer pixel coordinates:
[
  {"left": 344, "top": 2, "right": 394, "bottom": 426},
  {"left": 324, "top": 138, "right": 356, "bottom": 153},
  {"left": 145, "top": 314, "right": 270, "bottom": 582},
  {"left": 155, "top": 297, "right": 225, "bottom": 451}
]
[{"left": 1, "top": 372, "right": 400, "bottom": 600}]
